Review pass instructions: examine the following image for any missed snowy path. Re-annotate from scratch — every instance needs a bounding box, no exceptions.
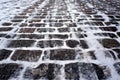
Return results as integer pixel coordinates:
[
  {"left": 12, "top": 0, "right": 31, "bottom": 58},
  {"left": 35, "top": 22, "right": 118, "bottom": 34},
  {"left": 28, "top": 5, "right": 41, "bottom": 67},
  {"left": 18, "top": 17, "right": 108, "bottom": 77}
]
[{"left": 0, "top": 0, "right": 120, "bottom": 80}]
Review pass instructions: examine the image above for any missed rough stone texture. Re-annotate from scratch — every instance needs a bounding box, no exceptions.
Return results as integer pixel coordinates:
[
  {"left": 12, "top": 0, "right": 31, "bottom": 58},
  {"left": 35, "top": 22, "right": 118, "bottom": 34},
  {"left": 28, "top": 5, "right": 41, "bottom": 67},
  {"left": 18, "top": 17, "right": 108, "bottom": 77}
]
[
  {"left": 80, "top": 40, "right": 89, "bottom": 49},
  {"left": 44, "top": 49, "right": 76, "bottom": 60},
  {"left": 0, "top": 63, "right": 22, "bottom": 80},
  {"left": 99, "top": 39, "right": 120, "bottom": 48},
  {"left": 0, "top": 27, "right": 13, "bottom": 32},
  {"left": 66, "top": 40, "right": 79, "bottom": 48},
  {"left": 37, "top": 40, "right": 63, "bottom": 48},
  {"left": 18, "top": 34, "right": 44, "bottom": 39},
  {"left": 7, "top": 40, "right": 35, "bottom": 48},
  {"left": 2, "top": 22, "right": 12, "bottom": 26},
  {"left": 24, "top": 63, "right": 62, "bottom": 79},
  {"left": 0, "top": 49, "right": 12, "bottom": 61},
  {"left": 11, "top": 50, "right": 42, "bottom": 62},
  {"left": 112, "top": 49, "right": 120, "bottom": 59},
  {"left": 0, "top": 0, "right": 120, "bottom": 79},
  {"left": 114, "top": 62, "right": 120, "bottom": 75},
  {"left": 19, "top": 28, "right": 36, "bottom": 33},
  {"left": 49, "top": 34, "right": 68, "bottom": 39},
  {"left": 65, "top": 63, "right": 98, "bottom": 80}
]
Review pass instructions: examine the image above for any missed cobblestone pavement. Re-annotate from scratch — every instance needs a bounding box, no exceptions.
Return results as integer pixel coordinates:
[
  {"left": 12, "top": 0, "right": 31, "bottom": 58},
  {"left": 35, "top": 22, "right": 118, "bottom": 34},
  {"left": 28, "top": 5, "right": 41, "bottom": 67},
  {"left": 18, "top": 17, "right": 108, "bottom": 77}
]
[{"left": 0, "top": 0, "right": 120, "bottom": 80}]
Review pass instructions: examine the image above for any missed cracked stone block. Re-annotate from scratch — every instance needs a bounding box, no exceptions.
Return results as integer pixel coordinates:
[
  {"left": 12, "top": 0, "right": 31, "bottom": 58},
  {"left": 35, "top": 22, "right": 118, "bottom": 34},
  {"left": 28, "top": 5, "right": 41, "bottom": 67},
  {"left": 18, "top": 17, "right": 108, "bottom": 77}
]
[
  {"left": 7, "top": 40, "right": 35, "bottom": 48},
  {"left": 11, "top": 50, "right": 42, "bottom": 62},
  {"left": 37, "top": 28, "right": 55, "bottom": 33},
  {"left": 18, "top": 34, "right": 44, "bottom": 39},
  {"left": 19, "top": 28, "right": 35, "bottom": 33},
  {"left": 112, "top": 49, "right": 120, "bottom": 59},
  {"left": 49, "top": 34, "right": 68, "bottom": 39},
  {"left": 0, "top": 27, "right": 13, "bottom": 32},
  {"left": 80, "top": 40, "right": 89, "bottom": 49},
  {"left": 0, "top": 49, "right": 12, "bottom": 61},
  {"left": 27, "top": 63, "right": 62, "bottom": 79},
  {"left": 2, "top": 22, "right": 12, "bottom": 26},
  {"left": 65, "top": 63, "right": 98, "bottom": 80},
  {"left": 0, "top": 63, "right": 23, "bottom": 80},
  {"left": 99, "top": 39, "right": 120, "bottom": 48},
  {"left": 44, "top": 49, "right": 76, "bottom": 60},
  {"left": 37, "top": 40, "right": 63, "bottom": 48},
  {"left": 58, "top": 28, "right": 70, "bottom": 32},
  {"left": 99, "top": 27, "right": 117, "bottom": 32},
  {"left": 114, "top": 62, "right": 120, "bottom": 75},
  {"left": 66, "top": 40, "right": 79, "bottom": 48}
]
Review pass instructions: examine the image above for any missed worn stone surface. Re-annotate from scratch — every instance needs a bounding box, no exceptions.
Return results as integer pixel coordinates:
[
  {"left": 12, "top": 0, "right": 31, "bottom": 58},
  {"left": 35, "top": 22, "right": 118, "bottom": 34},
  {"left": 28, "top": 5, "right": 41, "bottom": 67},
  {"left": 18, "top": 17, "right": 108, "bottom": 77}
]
[
  {"left": 7, "top": 40, "right": 35, "bottom": 48},
  {"left": 0, "top": 0, "right": 120, "bottom": 79},
  {"left": 66, "top": 40, "right": 79, "bottom": 48},
  {"left": 44, "top": 49, "right": 76, "bottom": 60},
  {"left": 99, "top": 39, "right": 120, "bottom": 48},
  {"left": 0, "top": 49, "right": 12, "bottom": 61},
  {"left": 37, "top": 40, "right": 63, "bottom": 48},
  {"left": 0, "top": 63, "right": 22, "bottom": 80},
  {"left": 11, "top": 50, "right": 42, "bottom": 62}
]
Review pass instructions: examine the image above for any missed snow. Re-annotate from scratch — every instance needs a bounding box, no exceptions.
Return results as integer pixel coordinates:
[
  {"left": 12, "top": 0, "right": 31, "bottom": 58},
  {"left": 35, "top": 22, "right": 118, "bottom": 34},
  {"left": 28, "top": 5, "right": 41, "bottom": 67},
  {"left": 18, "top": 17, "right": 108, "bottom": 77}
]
[
  {"left": 0, "top": 0, "right": 39, "bottom": 25},
  {"left": 0, "top": 0, "right": 120, "bottom": 80}
]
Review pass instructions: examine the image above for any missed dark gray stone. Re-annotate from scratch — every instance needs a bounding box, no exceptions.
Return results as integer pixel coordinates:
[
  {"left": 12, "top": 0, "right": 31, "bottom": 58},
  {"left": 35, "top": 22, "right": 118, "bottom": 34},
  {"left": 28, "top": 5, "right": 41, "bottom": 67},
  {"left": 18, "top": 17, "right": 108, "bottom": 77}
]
[{"left": 11, "top": 50, "right": 42, "bottom": 62}]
